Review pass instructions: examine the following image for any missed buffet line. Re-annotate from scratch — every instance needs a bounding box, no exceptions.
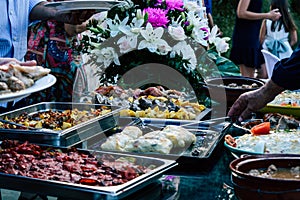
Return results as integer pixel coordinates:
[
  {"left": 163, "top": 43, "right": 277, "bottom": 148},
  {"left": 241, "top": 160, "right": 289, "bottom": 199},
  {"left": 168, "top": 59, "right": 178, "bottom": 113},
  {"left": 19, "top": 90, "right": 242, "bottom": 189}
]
[{"left": 1, "top": 73, "right": 300, "bottom": 199}]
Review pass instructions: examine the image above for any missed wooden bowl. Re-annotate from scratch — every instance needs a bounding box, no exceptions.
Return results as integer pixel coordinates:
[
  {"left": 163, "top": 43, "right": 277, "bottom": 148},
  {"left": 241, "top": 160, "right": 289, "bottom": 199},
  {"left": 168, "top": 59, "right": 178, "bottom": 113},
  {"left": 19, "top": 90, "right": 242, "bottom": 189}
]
[
  {"left": 230, "top": 154, "right": 300, "bottom": 200},
  {"left": 205, "top": 76, "right": 265, "bottom": 109}
]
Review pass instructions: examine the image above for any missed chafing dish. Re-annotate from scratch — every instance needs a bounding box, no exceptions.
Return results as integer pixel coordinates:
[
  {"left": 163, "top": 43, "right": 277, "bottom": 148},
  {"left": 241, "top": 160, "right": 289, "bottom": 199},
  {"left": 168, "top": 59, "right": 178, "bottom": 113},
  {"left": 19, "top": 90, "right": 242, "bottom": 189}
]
[{"left": 0, "top": 102, "right": 123, "bottom": 147}]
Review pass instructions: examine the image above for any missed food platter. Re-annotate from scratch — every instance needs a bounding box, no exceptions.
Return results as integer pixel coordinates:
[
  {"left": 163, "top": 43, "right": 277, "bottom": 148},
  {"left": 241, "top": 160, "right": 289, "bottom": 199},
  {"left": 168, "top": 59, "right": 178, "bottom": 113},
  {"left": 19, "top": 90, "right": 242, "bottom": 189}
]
[
  {"left": 224, "top": 131, "right": 300, "bottom": 158},
  {"left": 45, "top": 0, "right": 124, "bottom": 12},
  {"left": 260, "top": 90, "right": 300, "bottom": 118},
  {"left": 0, "top": 140, "right": 177, "bottom": 199},
  {"left": 0, "top": 74, "right": 56, "bottom": 103},
  {"left": 88, "top": 117, "right": 229, "bottom": 171},
  {"left": 260, "top": 104, "right": 300, "bottom": 118},
  {"left": 0, "top": 102, "right": 122, "bottom": 147}
]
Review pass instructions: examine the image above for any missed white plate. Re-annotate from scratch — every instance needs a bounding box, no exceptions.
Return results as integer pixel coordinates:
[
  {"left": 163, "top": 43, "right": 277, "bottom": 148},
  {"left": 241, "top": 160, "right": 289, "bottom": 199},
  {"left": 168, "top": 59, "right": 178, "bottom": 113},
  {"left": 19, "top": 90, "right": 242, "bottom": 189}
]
[
  {"left": 45, "top": 0, "right": 123, "bottom": 12},
  {"left": 0, "top": 74, "right": 57, "bottom": 103}
]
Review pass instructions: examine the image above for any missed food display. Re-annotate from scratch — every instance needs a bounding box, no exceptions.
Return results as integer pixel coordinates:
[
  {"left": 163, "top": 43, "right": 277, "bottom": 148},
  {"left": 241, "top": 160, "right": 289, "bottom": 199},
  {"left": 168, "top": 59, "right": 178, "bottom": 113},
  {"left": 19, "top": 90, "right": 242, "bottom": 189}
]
[
  {"left": 226, "top": 131, "right": 300, "bottom": 154},
  {"left": 268, "top": 90, "right": 300, "bottom": 107},
  {"left": 260, "top": 91, "right": 300, "bottom": 118},
  {"left": 101, "top": 125, "right": 196, "bottom": 154},
  {"left": 89, "top": 121, "right": 226, "bottom": 162},
  {"left": 0, "top": 140, "right": 153, "bottom": 186},
  {"left": 95, "top": 85, "right": 206, "bottom": 120},
  {"left": 0, "top": 102, "right": 122, "bottom": 147},
  {"left": 0, "top": 106, "right": 112, "bottom": 131},
  {"left": 225, "top": 114, "right": 300, "bottom": 155},
  {"left": 0, "top": 139, "right": 177, "bottom": 200},
  {"left": 0, "top": 63, "right": 50, "bottom": 94}
]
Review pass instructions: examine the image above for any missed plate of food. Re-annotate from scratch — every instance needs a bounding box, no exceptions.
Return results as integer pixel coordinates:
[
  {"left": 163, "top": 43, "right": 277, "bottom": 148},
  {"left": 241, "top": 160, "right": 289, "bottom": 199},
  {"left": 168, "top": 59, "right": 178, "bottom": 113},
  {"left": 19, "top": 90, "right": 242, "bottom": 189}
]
[
  {"left": 224, "top": 118, "right": 300, "bottom": 158},
  {"left": 45, "top": 0, "right": 124, "bottom": 12},
  {"left": 260, "top": 90, "right": 300, "bottom": 118},
  {"left": 0, "top": 74, "right": 56, "bottom": 103}
]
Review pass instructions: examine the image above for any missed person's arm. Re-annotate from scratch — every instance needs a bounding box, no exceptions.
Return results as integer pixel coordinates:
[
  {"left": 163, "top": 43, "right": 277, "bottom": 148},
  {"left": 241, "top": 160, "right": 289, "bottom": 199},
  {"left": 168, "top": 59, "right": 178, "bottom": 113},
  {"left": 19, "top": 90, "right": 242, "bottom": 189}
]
[
  {"left": 64, "top": 22, "right": 88, "bottom": 37},
  {"left": 289, "top": 29, "right": 298, "bottom": 47},
  {"left": 259, "top": 19, "right": 267, "bottom": 44},
  {"left": 29, "top": 2, "right": 95, "bottom": 25},
  {"left": 271, "top": 47, "right": 300, "bottom": 90},
  {"left": 237, "top": 0, "right": 281, "bottom": 21},
  {"left": 0, "top": 58, "right": 37, "bottom": 66},
  {"left": 228, "top": 80, "right": 284, "bottom": 121}
]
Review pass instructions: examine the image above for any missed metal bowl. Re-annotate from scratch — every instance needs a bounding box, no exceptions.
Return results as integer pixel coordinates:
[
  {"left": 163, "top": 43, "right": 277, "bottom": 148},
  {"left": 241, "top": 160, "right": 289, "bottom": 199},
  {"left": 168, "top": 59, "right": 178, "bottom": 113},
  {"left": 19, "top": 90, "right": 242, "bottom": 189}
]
[{"left": 229, "top": 154, "right": 300, "bottom": 200}]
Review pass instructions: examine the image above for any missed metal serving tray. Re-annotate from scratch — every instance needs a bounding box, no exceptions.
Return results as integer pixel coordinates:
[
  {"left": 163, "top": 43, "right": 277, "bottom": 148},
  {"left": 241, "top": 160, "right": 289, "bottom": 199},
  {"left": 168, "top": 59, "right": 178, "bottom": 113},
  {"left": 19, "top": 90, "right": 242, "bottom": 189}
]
[
  {"left": 0, "top": 102, "right": 123, "bottom": 147},
  {"left": 88, "top": 118, "right": 228, "bottom": 171},
  {"left": 0, "top": 143, "right": 177, "bottom": 200}
]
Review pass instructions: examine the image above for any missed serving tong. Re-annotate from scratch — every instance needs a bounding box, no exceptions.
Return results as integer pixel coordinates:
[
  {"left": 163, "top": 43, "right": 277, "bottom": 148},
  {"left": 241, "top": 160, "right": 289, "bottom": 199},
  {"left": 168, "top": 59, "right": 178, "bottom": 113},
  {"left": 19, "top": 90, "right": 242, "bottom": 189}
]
[{"left": 0, "top": 119, "right": 56, "bottom": 133}]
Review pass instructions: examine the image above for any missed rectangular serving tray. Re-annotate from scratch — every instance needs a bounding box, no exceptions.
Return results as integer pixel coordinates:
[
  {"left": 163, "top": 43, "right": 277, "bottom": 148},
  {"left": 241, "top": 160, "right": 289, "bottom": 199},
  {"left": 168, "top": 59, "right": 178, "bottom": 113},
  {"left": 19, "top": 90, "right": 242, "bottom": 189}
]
[
  {"left": 0, "top": 102, "right": 123, "bottom": 147},
  {"left": 0, "top": 143, "right": 177, "bottom": 200},
  {"left": 87, "top": 117, "right": 228, "bottom": 172}
]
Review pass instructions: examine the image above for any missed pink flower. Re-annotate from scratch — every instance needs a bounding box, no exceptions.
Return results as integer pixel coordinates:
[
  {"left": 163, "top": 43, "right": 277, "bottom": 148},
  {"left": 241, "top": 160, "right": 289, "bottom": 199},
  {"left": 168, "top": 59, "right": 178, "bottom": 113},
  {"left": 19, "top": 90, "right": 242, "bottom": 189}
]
[
  {"left": 200, "top": 27, "right": 209, "bottom": 40},
  {"left": 143, "top": 8, "right": 169, "bottom": 27},
  {"left": 166, "top": 0, "right": 184, "bottom": 11}
]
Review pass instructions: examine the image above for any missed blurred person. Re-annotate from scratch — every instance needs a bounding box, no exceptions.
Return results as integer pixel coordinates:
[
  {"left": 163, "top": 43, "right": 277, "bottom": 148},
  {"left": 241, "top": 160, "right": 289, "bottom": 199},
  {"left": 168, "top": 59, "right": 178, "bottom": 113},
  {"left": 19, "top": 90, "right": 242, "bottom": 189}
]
[
  {"left": 229, "top": 0, "right": 281, "bottom": 78},
  {"left": 25, "top": 9, "right": 89, "bottom": 103},
  {"left": 0, "top": 0, "right": 94, "bottom": 113},
  {"left": 228, "top": 45, "right": 300, "bottom": 121},
  {"left": 204, "top": 0, "right": 222, "bottom": 35},
  {"left": 259, "top": 0, "right": 297, "bottom": 78}
]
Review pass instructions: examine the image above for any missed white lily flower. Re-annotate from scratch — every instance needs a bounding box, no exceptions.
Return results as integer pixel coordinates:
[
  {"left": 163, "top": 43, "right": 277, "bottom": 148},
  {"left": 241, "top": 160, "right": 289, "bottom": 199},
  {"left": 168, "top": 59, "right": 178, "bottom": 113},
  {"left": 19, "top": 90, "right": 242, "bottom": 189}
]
[
  {"left": 208, "top": 25, "right": 219, "bottom": 44},
  {"left": 138, "top": 23, "right": 169, "bottom": 53},
  {"left": 136, "top": 9, "right": 145, "bottom": 20},
  {"left": 171, "top": 41, "right": 197, "bottom": 70},
  {"left": 157, "top": 43, "right": 172, "bottom": 55},
  {"left": 91, "top": 47, "right": 120, "bottom": 67},
  {"left": 214, "top": 37, "right": 230, "bottom": 55},
  {"left": 92, "top": 11, "right": 108, "bottom": 22},
  {"left": 117, "top": 35, "right": 138, "bottom": 53},
  {"left": 168, "top": 26, "right": 187, "bottom": 41},
  {"left": 119, "top": 17, "right": 144, "bottom": 36},
  {"left": 184, "top": 1, "right": 202, "bottom": 13},
  {"left": 106, "top": 15, "right": 129, "bottom": 37},
  {"left": 192, "top": 27, "right": 209, "bottom": 46}
]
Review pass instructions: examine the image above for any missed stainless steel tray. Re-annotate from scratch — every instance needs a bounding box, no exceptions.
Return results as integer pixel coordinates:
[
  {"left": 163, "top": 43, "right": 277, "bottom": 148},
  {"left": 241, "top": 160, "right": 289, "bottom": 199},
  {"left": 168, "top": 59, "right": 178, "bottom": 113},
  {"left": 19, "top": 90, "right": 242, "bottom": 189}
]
[
  {"left": 88, "top": 118, "right": 228, "bottom": 169},
  {"left": 0, "top": 143, "right": 177, "bottom": 200},
  {"left": 0, "top": 102, "right": 123, "bottom": 147}
]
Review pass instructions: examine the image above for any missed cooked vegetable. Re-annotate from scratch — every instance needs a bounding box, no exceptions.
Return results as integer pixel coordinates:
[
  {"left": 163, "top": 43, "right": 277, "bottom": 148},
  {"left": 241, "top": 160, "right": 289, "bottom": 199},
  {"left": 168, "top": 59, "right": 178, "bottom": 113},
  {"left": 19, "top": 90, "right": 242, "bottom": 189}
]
[
  {"left": 225, "top": 134, "right": 237, "bottom": 147},
  {"left": 250, "top": 122, "right": 270, "bottom": 136}
]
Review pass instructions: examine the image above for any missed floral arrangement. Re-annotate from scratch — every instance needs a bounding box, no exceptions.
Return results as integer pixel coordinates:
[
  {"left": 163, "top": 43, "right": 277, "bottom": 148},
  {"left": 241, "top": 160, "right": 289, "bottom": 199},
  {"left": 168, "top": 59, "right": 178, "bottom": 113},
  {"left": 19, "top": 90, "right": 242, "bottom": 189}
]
[{"left": 77, "top": 0, "right": 230, "bottom": 105}]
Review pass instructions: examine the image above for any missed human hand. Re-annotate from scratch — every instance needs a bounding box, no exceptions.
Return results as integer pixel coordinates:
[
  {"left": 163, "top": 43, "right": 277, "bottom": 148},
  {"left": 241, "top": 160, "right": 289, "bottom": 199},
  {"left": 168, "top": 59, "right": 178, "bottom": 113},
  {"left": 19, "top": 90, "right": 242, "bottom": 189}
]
[
  {"left": 0, "top": 58, "right": 37, "bottom": 66},
  {"left": 227, "top": 80, "right": 284, "bottom": 121},
  {"left": 227, "top": 90, "right": 268, "bottom": 122},
  {"left": 64, "top": 22, "right": 88, "bottom": 36},
  {"left": 268, "top": 8, "right": 281, "bottom": 21},
  {"left": 54, "top": 10, "right": 95, "bottom": 25}
]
